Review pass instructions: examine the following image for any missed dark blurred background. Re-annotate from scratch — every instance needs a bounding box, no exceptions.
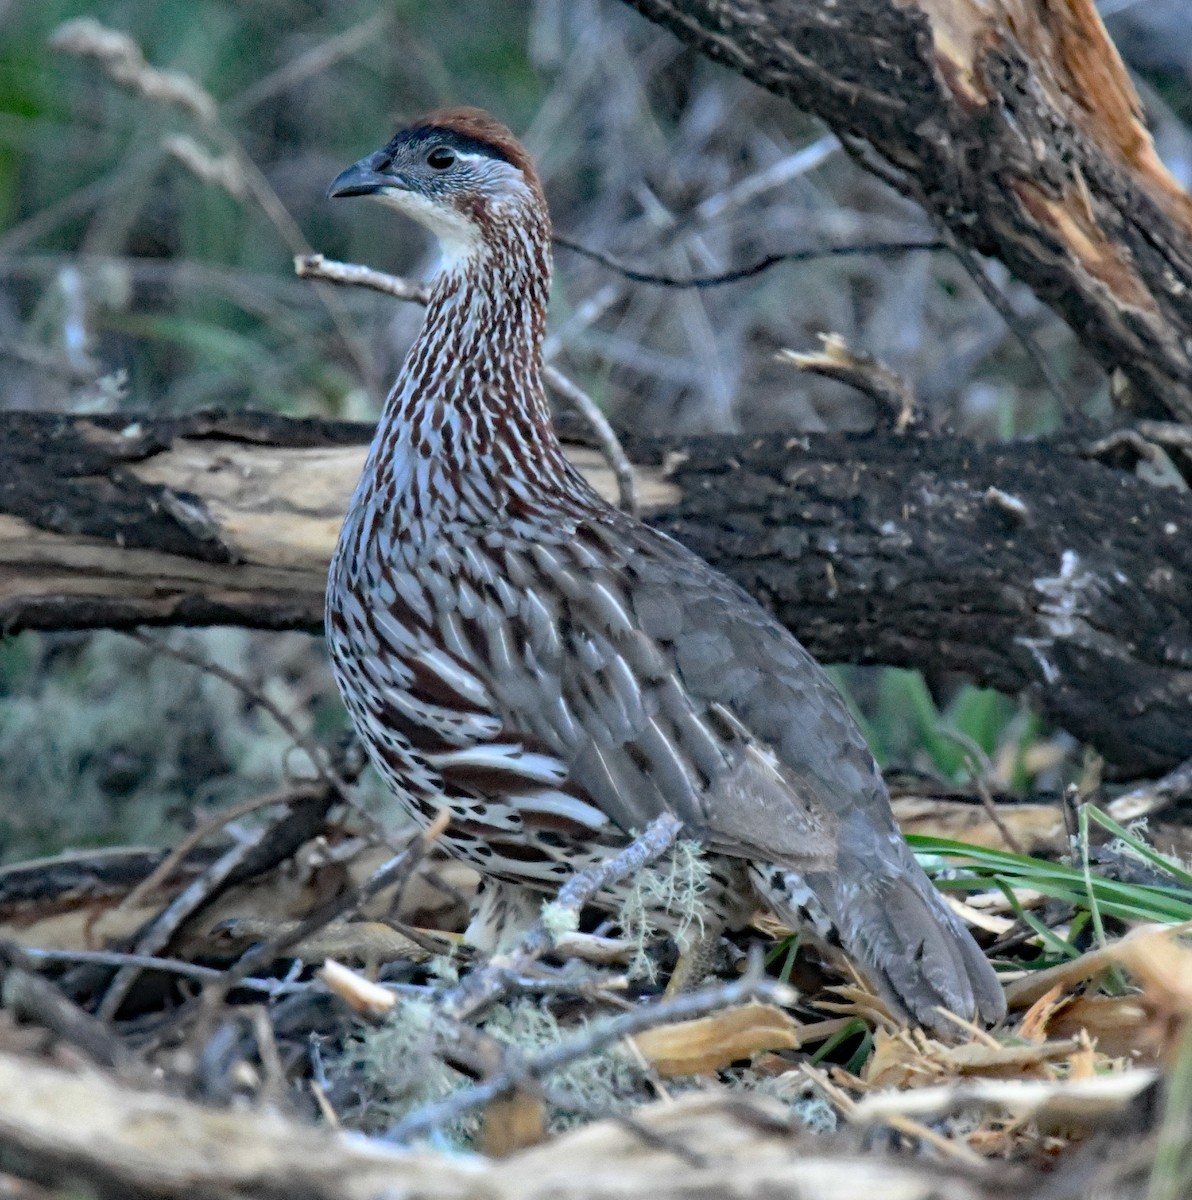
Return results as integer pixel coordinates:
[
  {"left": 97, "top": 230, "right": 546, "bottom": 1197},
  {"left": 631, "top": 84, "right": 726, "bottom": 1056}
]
[{"left": 0, "top": 0, "right": 1189, "bottom": 861}]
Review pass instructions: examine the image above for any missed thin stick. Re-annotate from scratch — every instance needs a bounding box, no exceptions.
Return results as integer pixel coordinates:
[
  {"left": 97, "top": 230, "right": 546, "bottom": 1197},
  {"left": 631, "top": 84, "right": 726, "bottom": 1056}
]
[
  {"left": 21, "top": 947, "right": 339, "bottom": 1000},
  {"left": 96, "top": 835, "right": 266, "bottom": 1020},
  {"left": 541, "top": 363, "right": 638, "bottom": 516},
  {"left": 226, "top": 12, "right": 390, "bottom": 117},
  {"left": 118, "top": 784, "right": 322, "bottom": 914},
  {"left": 441, "top": 813, "right": 683, "bottom": 1021},
  {"left": 2, "top": 957, "right": 132, "bottom": 1071},
  {"left": 973, "top": 772, "right": 1025, "bottom": 857},
  {"left": 386, "top": 962, "right": 794, "bottom": 1143},
  {"left": 294, "top": 253, "right": 429, "bottom": 304},
  {"left": 128, "top": 631, "right": 348, "bottom": 797},
  {"left": 553, "top": 235, "right": 947, "bottom": 289},
  {"left": 214, "top": 808, "right": 450, "bottom": 995},
  {"left": 938, "top": 230, "right": 1072, "bottom": 412},
  {"left": 25, "top": 947, "right": 245, "bottom": 986},
  {"left": 777, "top": 336, "right": 918, "bottom": 432},
  {"left": 883, "top": 1113, "right": 989, "bottom": 1168},
  {"left": 1108, "top": 755, "right": 1192, "bottom": 824}
]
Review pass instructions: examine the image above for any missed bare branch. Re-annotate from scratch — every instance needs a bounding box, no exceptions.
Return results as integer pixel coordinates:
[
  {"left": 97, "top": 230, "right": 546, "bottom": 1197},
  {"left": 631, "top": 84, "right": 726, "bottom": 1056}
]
[{"left": 553, "top": 235, "right": 947, "bottom": 288}]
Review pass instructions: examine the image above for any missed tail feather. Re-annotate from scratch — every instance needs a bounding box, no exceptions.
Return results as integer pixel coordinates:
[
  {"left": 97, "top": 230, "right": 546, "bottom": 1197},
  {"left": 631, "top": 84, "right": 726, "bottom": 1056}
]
[{"left": 755, "top": 855, "right": 1006, "bottom": 1033}]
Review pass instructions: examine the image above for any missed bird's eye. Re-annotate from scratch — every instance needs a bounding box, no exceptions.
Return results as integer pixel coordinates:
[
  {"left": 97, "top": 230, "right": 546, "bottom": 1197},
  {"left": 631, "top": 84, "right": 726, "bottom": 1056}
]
[{"left": 426, "top": 146, "right": 456, "bottom": 170}]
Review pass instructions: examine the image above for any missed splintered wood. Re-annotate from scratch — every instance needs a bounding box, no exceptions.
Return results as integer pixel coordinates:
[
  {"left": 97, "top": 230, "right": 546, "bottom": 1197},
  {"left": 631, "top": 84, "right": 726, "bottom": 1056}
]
[{"left": 623, "top": 0, "right": 1192, "bottom": 420}]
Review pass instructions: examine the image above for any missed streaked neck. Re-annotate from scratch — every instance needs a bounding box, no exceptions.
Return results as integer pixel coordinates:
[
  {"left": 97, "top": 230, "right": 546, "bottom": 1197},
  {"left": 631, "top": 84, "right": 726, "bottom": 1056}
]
[{"left": 364, "top": 216, "right": 581, "bottom": 525}]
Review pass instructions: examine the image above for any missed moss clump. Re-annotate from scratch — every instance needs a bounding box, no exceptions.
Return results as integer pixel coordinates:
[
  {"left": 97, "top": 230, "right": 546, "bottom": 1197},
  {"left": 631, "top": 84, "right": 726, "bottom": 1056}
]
[
  {"left": 483, "top": 1000, "right": 645, "bottom": 1131},
  {"left": 336, "top": 996, "right": 478, "bottom": 1148},
  {"left": 336, "top": 995, "right": 649, "bottom": 1146},
  {"left": 618, "top": 839, "right": 712, "bottom": 981}
]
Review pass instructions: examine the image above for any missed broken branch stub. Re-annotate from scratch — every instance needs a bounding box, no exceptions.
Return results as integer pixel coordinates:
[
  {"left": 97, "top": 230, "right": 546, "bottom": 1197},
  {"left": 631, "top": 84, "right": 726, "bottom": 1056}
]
[{"left": 620, "top": 0, "right": 1192, "bottom": 421}]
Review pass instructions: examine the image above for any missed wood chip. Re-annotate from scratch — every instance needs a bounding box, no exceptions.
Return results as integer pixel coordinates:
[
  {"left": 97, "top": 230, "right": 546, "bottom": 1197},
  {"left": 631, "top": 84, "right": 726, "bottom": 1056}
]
[{"left": 630, "top": 1004, "right": 804, "bottom": 1078}]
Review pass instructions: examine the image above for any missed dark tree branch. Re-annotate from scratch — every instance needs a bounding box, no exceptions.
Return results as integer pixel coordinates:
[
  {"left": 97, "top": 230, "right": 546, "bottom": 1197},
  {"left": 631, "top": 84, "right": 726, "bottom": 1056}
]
[
  {"left": 617, "top": 0, "right": 1192, "bottom": 422},
  {"left": 636, "top": 423, "right": 1192, "bottom": 779}
]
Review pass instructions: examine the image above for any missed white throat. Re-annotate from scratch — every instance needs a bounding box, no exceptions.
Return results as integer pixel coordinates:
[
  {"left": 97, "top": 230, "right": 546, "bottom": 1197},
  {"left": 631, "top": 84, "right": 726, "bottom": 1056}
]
[{"left": 370, "top": 187, "right": 482, "bottom": 271}]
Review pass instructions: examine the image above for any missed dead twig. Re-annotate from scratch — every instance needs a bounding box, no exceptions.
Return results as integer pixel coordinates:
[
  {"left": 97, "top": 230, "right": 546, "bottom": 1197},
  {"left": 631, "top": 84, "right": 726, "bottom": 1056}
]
[
  {"left": 777, "top": 335, "right": 918, "bottom": 432},
  {"left": 541, "top": 362, "right": 639, "bottom": 517},
  {"left": 213, "top": 809, "right": 451, "bottom": 997},
  {"left": 96, "top": 834, "right": 270, "bottom": 1021},
  {"left": 1136, "top": 421, "right": 1192, "bottom": 453},
  {"left": 386, "top": 951, "right": 795, "bottom": 1144},
  {"left": 0, "top": 948, "right": 134, "bottom": 1072},
  {"left": 226, "top": 11, "right": 391, "bottom": 117},
  {"left": 18, "top": 947, "right": 308, "bottom": 996},
  {"left": 1109, "top": 757, "right": 1192, "bottom": 825},
  {"left": 553, "top": 234, "right": 946, "bottom": 289},
  {"left": 118, "top": 784, "right": 324, "bottom": 914},
  {"left": 295, "top": 253, "right": 428, "bottom": 304},
  {"left": 936, "top": 228, "right": 1072, "bottom": 413},
  {"left": 94, "top": 782, "right": 338, "bottom": 1018},
  {"left": 441, "top": 812, "right": 683, "bottom": 1021},
  {"left": 128, "top": 631, "right": 349, "bottom": 798}
]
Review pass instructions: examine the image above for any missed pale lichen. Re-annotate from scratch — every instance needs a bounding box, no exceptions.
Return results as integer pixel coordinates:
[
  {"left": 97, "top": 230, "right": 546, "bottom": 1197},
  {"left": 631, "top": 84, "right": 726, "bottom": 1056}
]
[
  {"left": 539, "top": 897, "right": 582, "bottom": 941},
  {"left": 618, "top": 839, "right": 713, "bottom": 981}
]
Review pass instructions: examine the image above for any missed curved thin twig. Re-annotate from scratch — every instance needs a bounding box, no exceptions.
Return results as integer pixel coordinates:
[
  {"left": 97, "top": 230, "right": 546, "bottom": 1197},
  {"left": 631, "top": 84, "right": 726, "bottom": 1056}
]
[{"left": 552, "top": 234, "right": 947, "bottom": 288}]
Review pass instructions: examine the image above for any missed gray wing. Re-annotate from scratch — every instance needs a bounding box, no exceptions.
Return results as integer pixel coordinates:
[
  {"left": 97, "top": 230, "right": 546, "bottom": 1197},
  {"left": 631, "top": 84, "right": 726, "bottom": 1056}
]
[
  {"left": 478, "top": 512, "right": 894, "bottom": 874},
  {"left": 514, "top": 515, "right": 1005, "bottom": 1028},
  {"left": 433, "top": 510, "right": 1004, "bottom": 1026}
]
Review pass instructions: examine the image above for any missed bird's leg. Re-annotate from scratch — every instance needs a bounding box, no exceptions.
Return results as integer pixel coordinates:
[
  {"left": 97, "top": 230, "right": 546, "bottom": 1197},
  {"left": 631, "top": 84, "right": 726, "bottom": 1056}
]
[
  {"left": 463, "top": 877, "right": 544, "bottom": 955},
  {"left": 660, "top": 852, "right": 753, "bottom": 996},
  {"left": 465, "top": 877, "right": 637, "bottom": 965},
  {"left": 664, "top": 923, "right": 728, "bottom": 997}
]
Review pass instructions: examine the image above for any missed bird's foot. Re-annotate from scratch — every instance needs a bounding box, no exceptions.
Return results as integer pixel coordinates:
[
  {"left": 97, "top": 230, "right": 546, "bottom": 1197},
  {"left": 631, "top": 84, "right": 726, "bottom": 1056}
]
[{"left": 663, "top": 928, "right": 724, "bottom": 997}]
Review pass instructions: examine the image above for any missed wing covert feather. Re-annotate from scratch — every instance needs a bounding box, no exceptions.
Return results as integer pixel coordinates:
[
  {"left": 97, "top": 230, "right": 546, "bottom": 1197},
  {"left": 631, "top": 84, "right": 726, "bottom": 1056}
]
[{"left": 472, "top": 514, "right": 887, "bottom": 872}]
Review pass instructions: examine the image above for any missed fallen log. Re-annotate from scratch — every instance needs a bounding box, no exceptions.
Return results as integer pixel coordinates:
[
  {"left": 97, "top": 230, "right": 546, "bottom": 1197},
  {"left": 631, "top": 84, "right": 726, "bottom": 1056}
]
[{"left": 1, "top": 410, "right": 1188, "bottom": 776}]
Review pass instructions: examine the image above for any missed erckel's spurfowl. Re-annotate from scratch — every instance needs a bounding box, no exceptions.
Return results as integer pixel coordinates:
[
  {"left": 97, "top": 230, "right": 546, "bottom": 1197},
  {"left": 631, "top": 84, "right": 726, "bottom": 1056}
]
[{"left": 324, "top": 108, "right": 1006, "bottom": 1031}]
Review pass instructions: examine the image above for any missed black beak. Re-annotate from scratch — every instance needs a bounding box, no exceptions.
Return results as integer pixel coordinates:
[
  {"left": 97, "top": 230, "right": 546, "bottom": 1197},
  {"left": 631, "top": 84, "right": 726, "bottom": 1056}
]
[{"left": 327, "top": 150, "right": 397, "bottom": 200}]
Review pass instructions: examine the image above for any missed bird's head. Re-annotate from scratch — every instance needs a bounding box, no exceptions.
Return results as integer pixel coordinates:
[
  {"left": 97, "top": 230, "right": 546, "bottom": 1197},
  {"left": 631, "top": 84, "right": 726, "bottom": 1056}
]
[{"left": 327, "top": 107, "right": 545, "bottom": 271}]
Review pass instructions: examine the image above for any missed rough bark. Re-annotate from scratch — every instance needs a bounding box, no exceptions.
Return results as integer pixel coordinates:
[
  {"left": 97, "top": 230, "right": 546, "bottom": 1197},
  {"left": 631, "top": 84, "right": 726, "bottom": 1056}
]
[
  {"left": 0, "top": 1055, "right": 1146, "bottom": 1200},
  {"left": 1, "top": 410, "right": 1188, "bottom": 779},
  {"left": 645, "top": 425, "right": 1192, "bottom": 778},
  {"left": 618, "top": 0, "right": 1192, "bottom": 422}
]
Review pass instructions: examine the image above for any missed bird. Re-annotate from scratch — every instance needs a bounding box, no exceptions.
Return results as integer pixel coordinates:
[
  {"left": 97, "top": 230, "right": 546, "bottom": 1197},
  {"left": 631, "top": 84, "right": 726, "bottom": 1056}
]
[{"left": 324, "top": 107, "right": 1006, "bottom": 1032}]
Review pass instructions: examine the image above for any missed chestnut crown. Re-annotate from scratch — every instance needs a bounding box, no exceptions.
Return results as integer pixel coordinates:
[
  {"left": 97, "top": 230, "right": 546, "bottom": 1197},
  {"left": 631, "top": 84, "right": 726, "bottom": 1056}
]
[{"left": 327, "top": 107, "right": 543, "bottom": 264}]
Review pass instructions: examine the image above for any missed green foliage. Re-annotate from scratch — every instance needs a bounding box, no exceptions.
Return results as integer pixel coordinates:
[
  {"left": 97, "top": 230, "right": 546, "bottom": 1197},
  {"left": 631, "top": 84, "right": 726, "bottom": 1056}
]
[
  {"left": 1, "top": 0, "right": 545, "bottom": 418},
  {"left": 832, "top": 666, "right": 1045, "bottom": 790},
  {"left": 1149, "top": 1019, "right": 1192, "bottom": 1200},
  {"left": 808, "top": 1018, "right": 871, "bottom": 1073},
  {"left": 912, "top": 816, "right": 1192, "bottom": 969}
]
